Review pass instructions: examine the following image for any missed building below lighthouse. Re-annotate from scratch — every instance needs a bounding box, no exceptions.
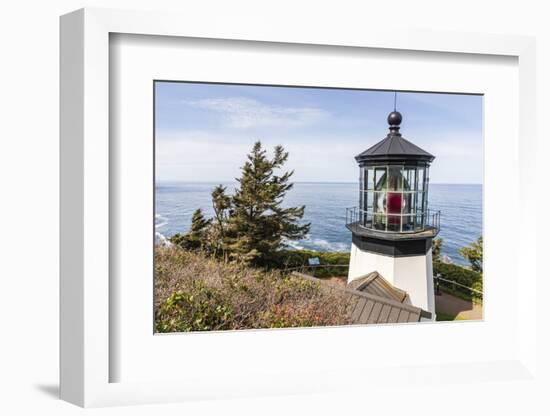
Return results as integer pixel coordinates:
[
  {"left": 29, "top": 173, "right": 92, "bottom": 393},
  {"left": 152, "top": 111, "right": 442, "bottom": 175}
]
[{"left": 346, "top": 110, "right": 440, "bottom": 319}]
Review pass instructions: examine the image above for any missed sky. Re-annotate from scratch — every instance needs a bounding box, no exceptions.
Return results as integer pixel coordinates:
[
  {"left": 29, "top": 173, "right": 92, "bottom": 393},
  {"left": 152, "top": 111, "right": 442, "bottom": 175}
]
[{"left": 155, "top": 82, "right": 483, "bottom": 184}]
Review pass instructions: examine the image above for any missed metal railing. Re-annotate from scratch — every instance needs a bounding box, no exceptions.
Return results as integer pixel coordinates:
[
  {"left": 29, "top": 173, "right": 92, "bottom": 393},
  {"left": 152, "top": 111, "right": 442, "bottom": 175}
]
[
  {"left": 434, "top": 273, "right": 483, "bottom": 300},
  {"left": 283, "top": 266, "right": 483, "bottom": 302},
  {"left": 283, "top": 264, "right": 349, "bottom": 277},
  {"left": 346, "top": 206, "right": 441, "bottom": 234}
]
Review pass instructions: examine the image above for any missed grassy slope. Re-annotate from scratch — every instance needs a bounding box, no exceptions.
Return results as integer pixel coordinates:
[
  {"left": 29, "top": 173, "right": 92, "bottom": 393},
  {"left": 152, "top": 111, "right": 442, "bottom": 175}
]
[
  {"left": 155, "top": 246, "right": 353, "bottom": 332},
  {"left": 275, "top": 249, "right": 350, "bottom": 278},
  {"left": 155, "top": 246, "right": 482, "bottom": 330}
]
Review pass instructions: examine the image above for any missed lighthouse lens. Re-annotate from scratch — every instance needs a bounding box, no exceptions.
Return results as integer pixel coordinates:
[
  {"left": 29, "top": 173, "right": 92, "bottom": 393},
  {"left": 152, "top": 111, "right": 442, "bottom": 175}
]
[
  {"left": 388, "top": 167, "right": 403, "bottom": 191},
  {"left": 374, "top": 192, "right": 386, "bottom": 214}
]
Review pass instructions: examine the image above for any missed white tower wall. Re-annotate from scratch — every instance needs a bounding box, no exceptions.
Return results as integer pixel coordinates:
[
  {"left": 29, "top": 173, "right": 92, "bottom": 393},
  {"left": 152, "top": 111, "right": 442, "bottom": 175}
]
[{"left": 348, "top": 242, "right": 435, "bottom": 318}]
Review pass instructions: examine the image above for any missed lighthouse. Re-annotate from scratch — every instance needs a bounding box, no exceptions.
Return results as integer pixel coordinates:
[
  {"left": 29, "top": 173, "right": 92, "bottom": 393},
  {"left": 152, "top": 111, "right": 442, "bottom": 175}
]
[{"left": 346, "top": 110, "right": 440, "bottom": 319}]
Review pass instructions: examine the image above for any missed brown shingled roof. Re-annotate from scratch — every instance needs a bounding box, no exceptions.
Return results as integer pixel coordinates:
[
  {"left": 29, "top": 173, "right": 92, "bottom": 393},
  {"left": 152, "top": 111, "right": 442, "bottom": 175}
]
[{"left": 348, "top": 272, "right": 408, "bottom": 303}]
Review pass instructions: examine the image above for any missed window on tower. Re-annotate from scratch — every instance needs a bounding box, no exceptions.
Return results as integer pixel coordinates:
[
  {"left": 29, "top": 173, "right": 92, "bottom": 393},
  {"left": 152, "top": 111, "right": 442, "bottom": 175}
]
[{"left": 358, "top": 164, "right": 430, "bottom": 233}]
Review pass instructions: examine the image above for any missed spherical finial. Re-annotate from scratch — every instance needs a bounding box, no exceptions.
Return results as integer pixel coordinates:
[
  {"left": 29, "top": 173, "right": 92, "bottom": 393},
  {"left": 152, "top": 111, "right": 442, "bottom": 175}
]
[{"left": 387, "top": 111, "right": 402, "bottom": 126}]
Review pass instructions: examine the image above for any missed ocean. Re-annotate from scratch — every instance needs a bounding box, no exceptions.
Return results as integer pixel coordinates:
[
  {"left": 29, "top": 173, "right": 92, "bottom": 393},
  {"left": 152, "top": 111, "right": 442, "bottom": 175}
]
[{"left": 155, "top": 182, "right": 482, "bottom": 266}]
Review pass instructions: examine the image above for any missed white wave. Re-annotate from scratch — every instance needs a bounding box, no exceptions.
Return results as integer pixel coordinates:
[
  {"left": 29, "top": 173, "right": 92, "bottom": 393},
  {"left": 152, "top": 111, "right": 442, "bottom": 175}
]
[
  {"left": 284, "top": 239, "right": 305, "bottom": 250},
  {"left": 441, "top": 255, "right": 453, "bottom": 264},
  {"left": 307, "top": 238, "right": 349, "bottom": 252},
  {"left": 155, "top": 213, "right": 169, "bottom": 229},
  {"left": 155, "top": 231, "right": 173, "bottom": 247},
  {"left": 283, "top": 236, "right": 350, "bottom": 252}
]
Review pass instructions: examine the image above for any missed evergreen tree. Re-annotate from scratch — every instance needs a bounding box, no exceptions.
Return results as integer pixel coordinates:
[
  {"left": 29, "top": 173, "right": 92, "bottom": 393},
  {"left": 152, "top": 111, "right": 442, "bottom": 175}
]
[
  {"left": 458, "top": 235, "right": 483, "bottom": 272},
  {"left": 432, "top": 238, "right": 443, "bottom": 263},
  {"left": 170, "top": 208, "right": 210, "bottom": 250},
  {"left": 225, "top": 141, "right": 310, "bottom": 265},
  {"left": 189, "top": 208, "right": 210, "bottom": 242},
  {"left": 210, "top": 185, "right": 232, "bottom": 259}
]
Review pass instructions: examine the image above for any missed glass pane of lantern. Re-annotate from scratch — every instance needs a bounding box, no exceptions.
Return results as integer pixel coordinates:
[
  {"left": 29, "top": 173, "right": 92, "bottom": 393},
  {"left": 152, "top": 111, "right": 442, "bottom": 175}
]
[
  {"left": 366, "top": 191, "right": 373, "bottom": 212},
  {"left": 387, "top": 166, "right": 403, "bottom": 191},
  {"left": 359, "top": 167, "right": 364, "bottom": 191},
  {"left": 417, "top": 168, "right": 425, "bottom": 193},
  {"left": 387, "top": 215, "right": 401, "bottom": 232},
  {"left": 403, "top": 167, "right": 416, "bottom": 191},
  {"left": 366, "top": 168, "right": 374, "bottom": 190},
  {"left": 402, "top": 192, "right": 414, "bottom": 214},
  {"left": 373, "top": 213, "right": 386, "bottom": 231},
  {"left": 402, "top": 214, "right": 414, "bottom": 231},
  {"left": 417, "top": 191, "right": 425, "bottom": 213},
  {"left": 359, "top": 190, "right": 364, "bottom": 213},
  {"left": 373, "top": 192, "right": 386, "bottom": 214},
  {"left": 374, "top": 167, "right": 387, "bottom": 191}
]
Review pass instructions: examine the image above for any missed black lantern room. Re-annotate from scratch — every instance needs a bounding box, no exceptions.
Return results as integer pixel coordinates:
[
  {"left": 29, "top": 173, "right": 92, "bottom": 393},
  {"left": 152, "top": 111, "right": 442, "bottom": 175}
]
[{"left": 346, "top": 111, "right": 440, "bottom": 255}]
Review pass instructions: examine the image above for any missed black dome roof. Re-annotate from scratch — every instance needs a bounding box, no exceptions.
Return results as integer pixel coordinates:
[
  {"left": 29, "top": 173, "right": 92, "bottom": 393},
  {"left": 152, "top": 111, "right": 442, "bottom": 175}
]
[{"left": 355, "top": 112, "right": 434, "bottom": 165}]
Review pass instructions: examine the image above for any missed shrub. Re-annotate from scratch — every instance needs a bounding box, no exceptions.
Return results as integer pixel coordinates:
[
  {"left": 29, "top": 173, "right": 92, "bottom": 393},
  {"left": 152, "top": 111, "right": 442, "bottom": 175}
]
[
  {"left": 433, "top": 262, "right": 482, "bottom": 287},
  {"left": 433, "top": 261, "right": 483, "bottom": 301},
  {"left": 276, "top": 249, "right": 350, "bottom": 266},
  {"left": 169, "top": 209, "right": 211, "bottom": 251},
  {"left": 274, "top": 250, "right": 350, "bottom": 278},
  {"left": 432, "top": 238, "right": 443, "bottom": 262},
  {"left": 156, "top": 282, "right": 232, "bottom": 332},
  {"left": 273, "top": 276, "right": 322, "bottom": 303},
  {"left": 458, "top": 235, "right": 483, "bottom": 272},
  {"left": 154, "top": 245, "right": 353, "bottom": 332}
]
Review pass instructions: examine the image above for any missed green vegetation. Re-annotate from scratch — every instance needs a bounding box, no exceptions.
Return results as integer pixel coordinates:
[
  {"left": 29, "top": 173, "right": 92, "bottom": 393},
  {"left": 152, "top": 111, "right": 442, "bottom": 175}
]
[
  {"left": 170, "top": 141, "right": 309, "bottom": 266},
  {"left": 438, "top": 285, "right": 481, "bottom": 304},
  {"left": 433, "top": 236, "right": 483, "bottom": 303},
  {"left": 435, "top": 312, "right": 468, "bottom": 322},
  {"left": 169, "top": 208, "right": 211, "bottom": 251},
  {"left": 275, "top": 249, "right": 350, "bottom": 278},
  {"left": 431, "top": 238, "right": 443, "bottom": 262},
  {"left": 155, "top": 246, "right": 352, "bottom": 332},
  {"left": 435, "top": 312, "right": 455, "bottom": 321},
  {"left": 458, "top": 235, "right": 483, "bottom": 272},
  {"left": 433, "top": 262, "right": 482, "bottom": 291},
  {"left": 156, "top": 282, "right": 232, "bottom": 332}
]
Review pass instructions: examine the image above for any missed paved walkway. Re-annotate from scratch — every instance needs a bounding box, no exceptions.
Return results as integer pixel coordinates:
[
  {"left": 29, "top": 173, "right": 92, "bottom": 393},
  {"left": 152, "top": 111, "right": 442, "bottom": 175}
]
[{"left": 435, "top": 291, "right": 483, "bottom": 320}]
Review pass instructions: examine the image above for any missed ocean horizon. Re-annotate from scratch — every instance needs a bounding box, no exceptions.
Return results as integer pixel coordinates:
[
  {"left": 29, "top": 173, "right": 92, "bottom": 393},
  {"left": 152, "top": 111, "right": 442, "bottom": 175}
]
[{"left": 155, "top": 181, "right": 482, "bottom": 266}]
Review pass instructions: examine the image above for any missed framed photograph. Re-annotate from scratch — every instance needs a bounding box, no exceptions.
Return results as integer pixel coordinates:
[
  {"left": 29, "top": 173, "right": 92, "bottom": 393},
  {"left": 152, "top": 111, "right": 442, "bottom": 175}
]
[
  {"left": 152, "top": 81, "right": 482, "bottom": 330},
  {"left": 60, "top": 8, "right": 538, "bottom": 408}
]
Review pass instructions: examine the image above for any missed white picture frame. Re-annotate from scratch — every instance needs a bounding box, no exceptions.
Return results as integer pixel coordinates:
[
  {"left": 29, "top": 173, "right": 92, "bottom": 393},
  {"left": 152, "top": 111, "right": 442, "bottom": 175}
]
[{"left": 60, "top": 7, "right": 538, "bottom": 408}]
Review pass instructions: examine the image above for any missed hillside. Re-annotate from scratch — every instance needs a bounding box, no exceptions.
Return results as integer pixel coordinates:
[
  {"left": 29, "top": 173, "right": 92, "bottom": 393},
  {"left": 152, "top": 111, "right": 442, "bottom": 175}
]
[{"left": 154, "top": 246, "right": 354, "bottom": 332}]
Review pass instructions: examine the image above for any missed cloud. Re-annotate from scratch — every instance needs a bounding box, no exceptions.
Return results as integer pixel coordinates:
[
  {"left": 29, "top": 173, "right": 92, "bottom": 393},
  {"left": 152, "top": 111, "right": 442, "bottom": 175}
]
[
  {"left": 156, "top": 127, "right": 483, "bottom": 184},
  {"left": 155, "top": 129, "right": 363, "bottom": 183},
  {"left": 182, "top": 97, "right": 329, "bottom": 129}
]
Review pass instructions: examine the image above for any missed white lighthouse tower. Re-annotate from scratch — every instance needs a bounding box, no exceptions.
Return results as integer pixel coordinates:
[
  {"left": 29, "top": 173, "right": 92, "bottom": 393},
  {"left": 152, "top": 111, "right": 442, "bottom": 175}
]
[{"left": 346, "top": 110, "right": 440, "bottom": 319}]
